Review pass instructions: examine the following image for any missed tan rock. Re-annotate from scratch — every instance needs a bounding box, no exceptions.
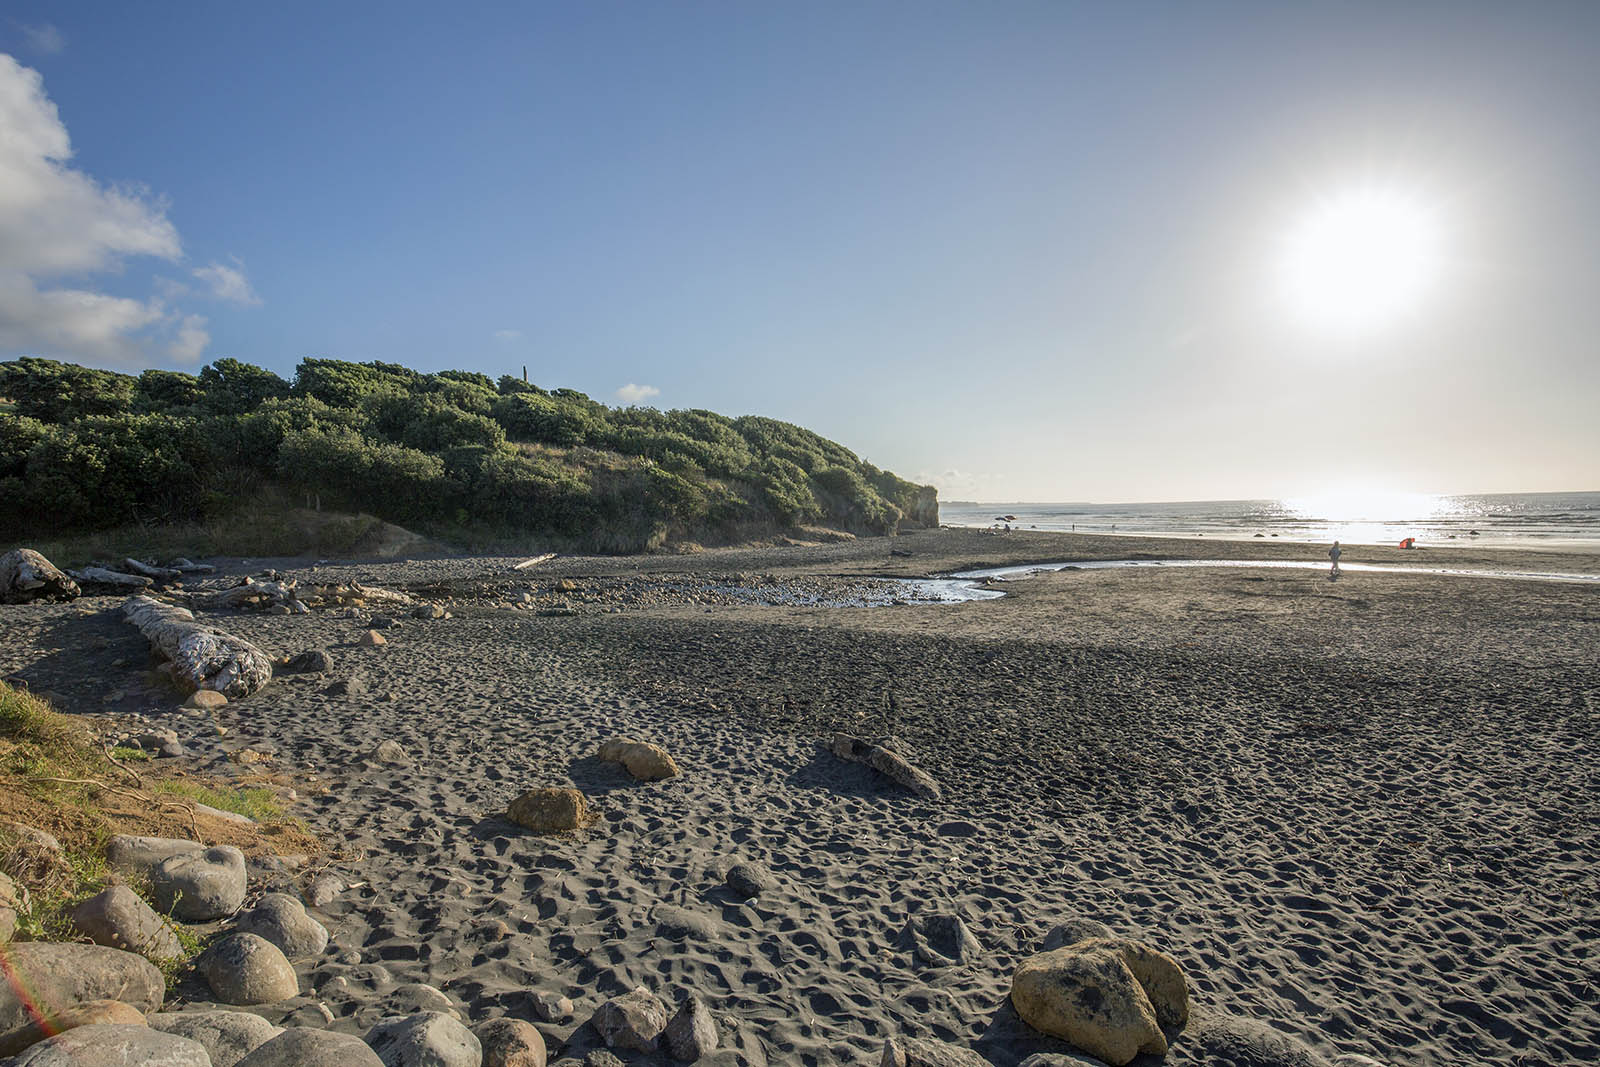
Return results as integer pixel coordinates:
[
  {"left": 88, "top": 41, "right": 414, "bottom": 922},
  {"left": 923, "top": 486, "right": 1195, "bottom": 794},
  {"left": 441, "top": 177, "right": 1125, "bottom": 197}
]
[
  {"left": 598, "top": 737, "right": 680, "bottom": 781},
  {"left": 1010, "top": 938, "right": 1189, "bottom": 1066},
  {"left": 505, "top": 788, "right": 589, "bottom": 832},
  {"left": 0, "top": 1000, "right": 146, "bottom": 1058},
  {"left": 474, "top": 1017, "right": 547, "bottom": 1067},
  {"left": 185, "top": 690, "right": 228, "bottom": 710},
  {"left": 359, "top": 630, "right": 386, "bottom": 647}
]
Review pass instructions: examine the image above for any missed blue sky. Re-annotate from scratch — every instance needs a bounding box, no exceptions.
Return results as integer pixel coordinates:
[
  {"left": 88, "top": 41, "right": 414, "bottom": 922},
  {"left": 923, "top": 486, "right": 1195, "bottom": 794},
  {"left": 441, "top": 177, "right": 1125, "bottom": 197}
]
[{"left": 2, "top": 2, "right": 1597, "bottom": 501}]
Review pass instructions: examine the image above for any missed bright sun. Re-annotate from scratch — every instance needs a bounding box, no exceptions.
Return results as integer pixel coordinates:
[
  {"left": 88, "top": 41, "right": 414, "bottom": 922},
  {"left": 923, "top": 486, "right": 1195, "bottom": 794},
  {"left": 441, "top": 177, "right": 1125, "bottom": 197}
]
[{"left": 1280, "top": 186, "right": 1443, "bottom": 334}]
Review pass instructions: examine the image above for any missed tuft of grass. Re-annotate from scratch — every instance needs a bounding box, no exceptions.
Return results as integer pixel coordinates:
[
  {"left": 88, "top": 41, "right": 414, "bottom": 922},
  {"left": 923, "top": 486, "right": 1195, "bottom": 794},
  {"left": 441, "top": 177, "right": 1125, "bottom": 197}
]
[
  {"left": 151, "top": 780, "right": 283, "bottom": 822},
  {"left": 109, "top": 745, "right": 150, "bottom": 763}
]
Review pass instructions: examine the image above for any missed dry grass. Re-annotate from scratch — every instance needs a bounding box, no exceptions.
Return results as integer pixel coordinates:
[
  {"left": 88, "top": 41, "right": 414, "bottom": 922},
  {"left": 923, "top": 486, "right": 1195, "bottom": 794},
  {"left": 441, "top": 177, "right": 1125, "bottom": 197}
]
[{"left": 0, "top": 680, "right": 319, "bottom": 949}]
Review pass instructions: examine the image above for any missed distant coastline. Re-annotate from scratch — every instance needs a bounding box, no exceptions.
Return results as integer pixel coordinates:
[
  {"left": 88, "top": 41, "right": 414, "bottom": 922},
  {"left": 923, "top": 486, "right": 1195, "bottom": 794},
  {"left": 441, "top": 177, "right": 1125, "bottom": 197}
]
[{"left": 941, "top": 491, "right": 1600, "bottom": 551}]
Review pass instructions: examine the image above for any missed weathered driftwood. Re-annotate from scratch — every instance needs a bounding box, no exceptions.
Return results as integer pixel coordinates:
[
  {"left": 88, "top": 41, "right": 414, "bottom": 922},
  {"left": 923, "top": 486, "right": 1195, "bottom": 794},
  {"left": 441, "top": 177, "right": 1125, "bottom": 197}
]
[
  {"left": 0, "top": 549, "right": 80, "bottom": 604},
  {"left": 196, "top": 579, "right": 298, "bottom": 611},
  {"left": 120, "top": 558, "right": 183, "bottom": 583},
  {"left": 168, "top": 558, "right": 216, "bottom": 574},
  {"left": 512, "top": 553, "right": 557, "bottom": 571},
  {"left": 72, "top": 567, "right": 154, "bottom": 591},
  {"left": 829, "top": 733, "right": 942, "bottom": 801},
  {"left": 121, "top": 595, "right": 273, "bottom": 697},
  {"left": 191, "top": 576, "right": 415, "bottom": 614}
]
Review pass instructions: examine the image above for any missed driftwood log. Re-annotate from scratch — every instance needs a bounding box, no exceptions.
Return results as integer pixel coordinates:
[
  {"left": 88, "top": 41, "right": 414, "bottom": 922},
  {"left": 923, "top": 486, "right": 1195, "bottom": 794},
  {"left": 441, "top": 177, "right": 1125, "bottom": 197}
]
[
  {"left": 512, "top": 553, "right": 557, "bottom": 571},
  {"left": 121, "top": 596, "right": 273, "bottom": 697},
  {"left": 192, "top": 576, "right": 415, "bottom": 614},
  {"left": 119, "top": 558, "right": 183, "bottom": 583},
  {"left": 72, "top": 567, "right": 154, "bottom": 591},
  {"left": 169, "top": 558, "right": 216, "bottom": 575},
  {"left": 0, "top": 549, "right": 80, "bottom": 604},
  {"left": 829, "top": 733, "right": 942, "bottom": 801}
]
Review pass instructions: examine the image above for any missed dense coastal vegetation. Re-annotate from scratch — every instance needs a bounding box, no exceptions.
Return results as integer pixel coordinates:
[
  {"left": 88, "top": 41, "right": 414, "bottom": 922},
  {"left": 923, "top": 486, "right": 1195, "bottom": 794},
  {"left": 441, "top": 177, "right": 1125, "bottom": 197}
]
[{"left": 0, "top": 357, "right": 936, "bottom": 555}]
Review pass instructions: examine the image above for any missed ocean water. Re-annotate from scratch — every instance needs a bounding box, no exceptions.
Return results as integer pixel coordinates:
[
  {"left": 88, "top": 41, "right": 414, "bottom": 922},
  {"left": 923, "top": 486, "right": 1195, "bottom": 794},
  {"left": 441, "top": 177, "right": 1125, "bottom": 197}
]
[{"left": 939, "top": 491, "right": 1600, "bottom": 550}]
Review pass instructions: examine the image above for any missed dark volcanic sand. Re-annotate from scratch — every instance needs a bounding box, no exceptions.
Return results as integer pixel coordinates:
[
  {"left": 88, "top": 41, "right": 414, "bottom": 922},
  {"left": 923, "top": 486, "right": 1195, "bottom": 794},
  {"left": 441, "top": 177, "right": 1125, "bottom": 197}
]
[{"left": 2, "top": 529, "right": 1596, "bottom": 1066}]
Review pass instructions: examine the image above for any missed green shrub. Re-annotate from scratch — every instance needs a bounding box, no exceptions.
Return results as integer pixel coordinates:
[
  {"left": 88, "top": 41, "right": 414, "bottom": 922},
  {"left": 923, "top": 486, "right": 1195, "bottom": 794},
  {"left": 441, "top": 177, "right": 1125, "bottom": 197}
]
[
  {"left": 0, "top": 357, "right": 135, "bottom": 422},
  {"left": 198, "top": 358, "right": 290, "bottom": 415}
]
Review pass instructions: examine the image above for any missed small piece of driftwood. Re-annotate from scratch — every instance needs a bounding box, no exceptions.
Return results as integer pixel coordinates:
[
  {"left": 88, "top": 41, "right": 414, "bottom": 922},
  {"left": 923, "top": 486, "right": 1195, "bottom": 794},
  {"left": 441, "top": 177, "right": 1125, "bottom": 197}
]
[
  {"left": 122, "top": 595, "right": 273, "bottom": 697},
  {"left": 512, "top": 553, "right": 557, "bottom": 571},
  {"left": 829, "top": 733, "right": 942, "bottom": 801}
]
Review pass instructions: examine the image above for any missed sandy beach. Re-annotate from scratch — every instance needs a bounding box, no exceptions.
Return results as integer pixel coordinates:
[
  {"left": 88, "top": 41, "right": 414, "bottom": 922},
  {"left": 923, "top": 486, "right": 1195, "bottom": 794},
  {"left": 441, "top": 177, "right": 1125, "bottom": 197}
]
[{"left": 2, "top": 529, "right": 1596, "bottom": 1066}]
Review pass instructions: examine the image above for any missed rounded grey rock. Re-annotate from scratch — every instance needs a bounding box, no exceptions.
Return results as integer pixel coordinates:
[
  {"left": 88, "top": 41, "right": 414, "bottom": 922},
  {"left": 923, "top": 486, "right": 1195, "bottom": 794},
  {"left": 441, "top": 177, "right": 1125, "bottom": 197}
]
[
  {"left": 232, "top": 893, "right": 330, "bottom": 959},
  {"left": 365, "top": 1011, "right": 482, "bottom": 1067},
  {"left": 148, "top": 1011, "right": 283, "bottom": 1067},
  {"left": 0, "top": 943, "right": 164, "bottom": 1032},
  {"left": 723, "top": 861, "right": 773, "bottom": 899},
  {"left": 152, "top": 845, "right": 247, "bottom": 921},
  {"left": 235, "top": 1028, "right": 386, "bottom": 1067},
  {"left": 200, "top": 933, "right": 299, "bottom": 1005},
  {"left": 7, "top": 1024, "right": 210, "bottom": 1067},
  {"left": 105, "top": 834, "right": 203, "bottom": 879},
  {"left": 70, "top": 885, "right": 184, "bottom": 963}
]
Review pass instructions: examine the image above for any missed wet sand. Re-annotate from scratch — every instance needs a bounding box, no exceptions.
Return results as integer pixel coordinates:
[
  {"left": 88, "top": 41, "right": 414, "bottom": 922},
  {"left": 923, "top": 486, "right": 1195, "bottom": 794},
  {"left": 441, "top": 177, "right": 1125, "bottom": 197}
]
[{"left": 1, "top": 529, "right": 1596, "bottom": 1066}]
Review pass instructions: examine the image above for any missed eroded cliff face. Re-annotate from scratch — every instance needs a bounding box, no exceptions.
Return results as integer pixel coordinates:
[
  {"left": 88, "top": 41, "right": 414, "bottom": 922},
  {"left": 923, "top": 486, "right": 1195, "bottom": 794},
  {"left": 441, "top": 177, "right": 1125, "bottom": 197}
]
[{"left": 905, "top": 486, "right": 939, "bottom": 529}]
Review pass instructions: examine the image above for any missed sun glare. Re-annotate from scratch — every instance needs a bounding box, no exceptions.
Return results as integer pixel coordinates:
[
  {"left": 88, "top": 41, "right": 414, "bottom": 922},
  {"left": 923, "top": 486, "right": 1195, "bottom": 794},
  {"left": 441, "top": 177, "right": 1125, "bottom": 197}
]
[{"left": 1280, "top": 186, "right": 1443, "bottom": 335}]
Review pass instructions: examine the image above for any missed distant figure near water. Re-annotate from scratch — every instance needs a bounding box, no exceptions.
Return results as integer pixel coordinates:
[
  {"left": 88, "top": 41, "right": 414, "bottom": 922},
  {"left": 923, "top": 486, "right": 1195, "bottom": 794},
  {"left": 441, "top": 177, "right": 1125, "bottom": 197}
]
[{"left": 1328, "top": 540, "right": 1342, "bottom": 581}]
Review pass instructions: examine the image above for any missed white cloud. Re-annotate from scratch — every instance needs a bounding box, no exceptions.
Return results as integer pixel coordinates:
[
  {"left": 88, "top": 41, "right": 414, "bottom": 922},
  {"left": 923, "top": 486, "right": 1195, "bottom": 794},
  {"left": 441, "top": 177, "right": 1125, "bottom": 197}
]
[
  {"left": 18, "top": 24, "right": 64, "bottom": 57},
  {"left": 193, "top": 258, "right": 260, "bottom": 305},
  {"left": 0, "top": 54, "right": 214, "bottom": 366},
  {"left": 168, "top": 314, "right": 210, "bottom": 362},
  {"left": 615, "top": 383, "right": 660, "bottom": 405},
  {"left": 493, "top": 329, "right": 523, "bottom": 341}
]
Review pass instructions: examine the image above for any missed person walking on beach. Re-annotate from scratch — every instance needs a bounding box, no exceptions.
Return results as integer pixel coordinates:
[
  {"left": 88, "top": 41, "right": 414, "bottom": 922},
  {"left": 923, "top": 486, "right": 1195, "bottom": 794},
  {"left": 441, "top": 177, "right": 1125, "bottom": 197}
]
[{"left": 1328, "top": 540, "right": 1342, "bottom": 581}]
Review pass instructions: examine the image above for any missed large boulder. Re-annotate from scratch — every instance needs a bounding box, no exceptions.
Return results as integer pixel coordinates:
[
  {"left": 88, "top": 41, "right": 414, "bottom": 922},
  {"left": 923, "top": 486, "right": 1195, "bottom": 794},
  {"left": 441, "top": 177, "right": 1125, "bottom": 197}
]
[
  {"left": 231, "top": 893, "right": 330, "bottom": 959},
  {"left": 235, "top": 1028, "right": 386, "bottom": 1067},
  {"left": 0, "top": 1001, "right": 146, "bottom": 1058},
  {"left": 597, "top": 738, "right": 680, "bottom": 781},
  {"left": 105, "top": 834, "right": 203, "bottom": 879},
  {"left": 199, "top": 933, "right": 299, "bottom": 1005},
  {"left": 0, "top": 549, "right": 79, "bottom": 604},
  {"left": 591, "top": 987, "right": 669, "bottom": 1052},
  {"left": 70, "top": 885, "right": 185, "bottom": 963},
  {"left": 506, "top": 787, "right": 590, "bottom": 832},
  {"left": 365, "top": 1011, "right": 481, "bottom": 1067},
  {"left": 0, "top": 943, "right": 164, "bottom": 1032},
  {"left": 148, "top": 1011, "right": 283, "bottom": 1067},
  {"left": 5, "top": 1024, "right": 207, "bottom": 1067},
  {"left": 474, "top": 1017, "right": 547, "bottom": 1067},
  {"left": 151, "top": 845, "right": 247, "bottom": 921},
  {"left": 1010, "top": 938, "right": 1189, "bottom": 1067}
]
